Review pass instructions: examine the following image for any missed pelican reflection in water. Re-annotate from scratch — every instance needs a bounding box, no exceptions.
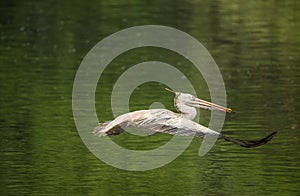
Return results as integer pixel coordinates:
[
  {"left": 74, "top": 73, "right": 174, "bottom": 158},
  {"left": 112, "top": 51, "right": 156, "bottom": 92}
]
[{"left": 93, "top": 88, "right": 276, "bottom": 148}]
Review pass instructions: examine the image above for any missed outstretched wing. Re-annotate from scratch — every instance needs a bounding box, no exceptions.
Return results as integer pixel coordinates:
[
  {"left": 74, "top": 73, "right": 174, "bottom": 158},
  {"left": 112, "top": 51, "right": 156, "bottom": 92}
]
[
  {"left": 220, "top": 132, "right": 277, "bottom": 148},
  {"left": 93, "top": 109, "right": 219, "bottom": 137},
  {"left": 93, "top": 109, "right": 277, "bottom": 148}
]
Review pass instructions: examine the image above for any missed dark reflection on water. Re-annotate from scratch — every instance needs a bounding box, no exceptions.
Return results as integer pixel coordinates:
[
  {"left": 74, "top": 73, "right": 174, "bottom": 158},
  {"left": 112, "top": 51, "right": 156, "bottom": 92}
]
[{"left": 1, "top": 0, "right": 299, "bottom": 195}]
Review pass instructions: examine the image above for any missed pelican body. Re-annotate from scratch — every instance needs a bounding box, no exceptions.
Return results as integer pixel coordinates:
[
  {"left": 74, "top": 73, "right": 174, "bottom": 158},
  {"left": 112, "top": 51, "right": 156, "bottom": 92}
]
[{"left": 93, "top": 88, "right": 276, "bottom": 148}]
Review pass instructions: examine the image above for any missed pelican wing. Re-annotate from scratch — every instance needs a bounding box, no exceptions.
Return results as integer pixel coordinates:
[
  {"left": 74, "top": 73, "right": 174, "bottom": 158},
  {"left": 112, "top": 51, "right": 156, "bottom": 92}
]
[
  {"left": 136, "top": 114, "right": 216, "bottom": 137},
  {"left": 220, "top": 131, "right": 277, "bottom": 148},
  {"left": 93, "top": 109, "right": 277, "bottom": 148},
  {"left": 93, "top": 109, "right": 219, "bottom": 137}
]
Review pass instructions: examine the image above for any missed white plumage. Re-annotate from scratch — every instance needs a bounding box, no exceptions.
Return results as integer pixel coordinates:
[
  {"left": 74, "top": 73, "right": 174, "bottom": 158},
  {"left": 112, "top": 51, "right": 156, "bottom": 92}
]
[{"left": 94, "top": 88, "right": 276, "bottom": 148}]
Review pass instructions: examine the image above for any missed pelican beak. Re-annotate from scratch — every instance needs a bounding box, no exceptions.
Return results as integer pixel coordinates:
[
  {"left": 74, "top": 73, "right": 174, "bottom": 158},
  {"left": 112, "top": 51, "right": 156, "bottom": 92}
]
[
  {"left": 165, "top": 88, "right": 176, "bottom": 94},
  {"left": 193, "top": 98, "right": 232, "bottom": 113}
]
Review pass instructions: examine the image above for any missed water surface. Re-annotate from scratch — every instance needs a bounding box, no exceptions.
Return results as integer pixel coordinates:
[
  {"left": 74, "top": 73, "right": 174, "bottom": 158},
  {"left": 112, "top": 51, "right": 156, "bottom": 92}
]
[{"left": 1, "top": 1, "right": 300, "bottom": 195}]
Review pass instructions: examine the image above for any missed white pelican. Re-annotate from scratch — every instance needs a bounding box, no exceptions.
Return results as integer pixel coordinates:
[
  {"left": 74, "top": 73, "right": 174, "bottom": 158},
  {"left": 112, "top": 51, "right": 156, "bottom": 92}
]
[{"left": 93, "top": 88, "right": 276, "bottom": 148}]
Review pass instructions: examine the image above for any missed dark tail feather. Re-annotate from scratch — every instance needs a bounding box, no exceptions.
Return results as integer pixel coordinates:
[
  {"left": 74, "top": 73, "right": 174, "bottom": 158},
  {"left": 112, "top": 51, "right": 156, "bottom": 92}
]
[
  {"left": 220, "top": 131, "right": 277, "bottom": 148},
  {"left": 93, "top": 121, "right": 125, "bottom": 136}
]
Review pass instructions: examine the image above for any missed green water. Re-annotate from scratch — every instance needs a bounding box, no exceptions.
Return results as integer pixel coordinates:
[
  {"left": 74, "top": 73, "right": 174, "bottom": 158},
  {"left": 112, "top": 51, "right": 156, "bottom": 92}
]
[{"left": 1, "top": 0, "right": 300, "bottom": 195}]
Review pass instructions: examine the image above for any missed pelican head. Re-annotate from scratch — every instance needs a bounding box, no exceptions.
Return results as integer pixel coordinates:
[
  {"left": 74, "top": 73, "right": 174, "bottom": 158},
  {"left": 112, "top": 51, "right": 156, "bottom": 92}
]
[{"left": 165, "top": 88, "right": 232, "bottom": 114}]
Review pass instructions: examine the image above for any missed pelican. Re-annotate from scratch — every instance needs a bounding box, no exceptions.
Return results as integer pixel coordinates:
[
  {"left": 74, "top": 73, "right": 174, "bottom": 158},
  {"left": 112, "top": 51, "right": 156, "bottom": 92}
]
[{"left": 93, "top": 88, "right": 277, "bottom": 148}]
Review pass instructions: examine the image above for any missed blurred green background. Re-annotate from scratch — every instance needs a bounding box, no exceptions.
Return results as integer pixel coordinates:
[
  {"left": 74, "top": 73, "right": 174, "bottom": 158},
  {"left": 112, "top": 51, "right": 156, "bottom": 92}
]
[{"left": 1, "top": 0, "right": 299, "bottom": 195}]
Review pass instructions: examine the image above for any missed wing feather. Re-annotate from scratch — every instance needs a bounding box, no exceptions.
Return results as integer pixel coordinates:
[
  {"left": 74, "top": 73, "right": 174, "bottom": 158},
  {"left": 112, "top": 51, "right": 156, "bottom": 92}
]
[{"left": 93, "top": 109, "right": 219, "bottom": 137}]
